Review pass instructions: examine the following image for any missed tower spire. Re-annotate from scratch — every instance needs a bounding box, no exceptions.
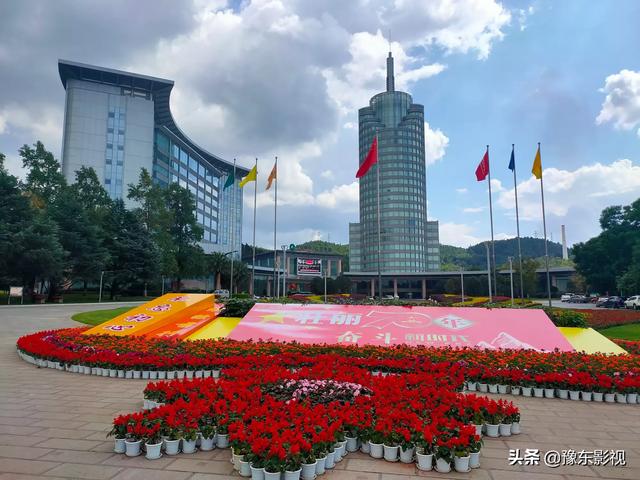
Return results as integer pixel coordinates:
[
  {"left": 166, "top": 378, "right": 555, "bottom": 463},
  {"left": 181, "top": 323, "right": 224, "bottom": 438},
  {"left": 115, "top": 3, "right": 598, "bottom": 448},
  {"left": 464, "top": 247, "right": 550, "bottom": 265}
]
[{"left": 386, "top": 51, "right": 395, "bottom": 92}]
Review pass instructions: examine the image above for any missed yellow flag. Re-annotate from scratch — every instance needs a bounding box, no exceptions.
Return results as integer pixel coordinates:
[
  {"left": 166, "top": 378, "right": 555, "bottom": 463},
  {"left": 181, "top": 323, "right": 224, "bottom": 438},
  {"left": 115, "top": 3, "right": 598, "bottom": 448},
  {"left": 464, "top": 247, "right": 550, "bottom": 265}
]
[
  {"left": 266, "top": 163, "right": 277, "bottom": 190},
  {"left": 239, "top": 164, "right": 257, "bottom": 188},
  {"left": 532, "top": 145, "right": 542, "bottom": 179}
]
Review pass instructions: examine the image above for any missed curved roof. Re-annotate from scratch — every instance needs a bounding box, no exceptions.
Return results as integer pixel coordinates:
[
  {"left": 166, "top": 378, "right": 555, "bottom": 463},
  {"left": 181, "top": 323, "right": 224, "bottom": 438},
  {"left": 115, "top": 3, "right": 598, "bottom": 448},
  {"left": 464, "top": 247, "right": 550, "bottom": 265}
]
[{"left": 58, "top": 59, "right": 248, "bottom": 176}]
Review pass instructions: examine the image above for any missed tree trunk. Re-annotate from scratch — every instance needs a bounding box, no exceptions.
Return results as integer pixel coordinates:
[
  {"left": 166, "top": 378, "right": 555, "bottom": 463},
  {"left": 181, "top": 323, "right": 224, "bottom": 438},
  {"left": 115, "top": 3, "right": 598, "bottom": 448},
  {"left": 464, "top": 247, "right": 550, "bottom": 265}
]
[{"left": 215, "top": 272, "right": 221, "bottom": 290}]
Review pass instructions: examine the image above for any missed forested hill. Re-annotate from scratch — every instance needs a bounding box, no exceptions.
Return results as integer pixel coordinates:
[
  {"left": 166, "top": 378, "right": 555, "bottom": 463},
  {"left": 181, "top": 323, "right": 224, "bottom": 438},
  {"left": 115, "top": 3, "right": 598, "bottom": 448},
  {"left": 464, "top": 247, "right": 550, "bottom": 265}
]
[{"left": 440, "top": 237, "right": 568, "bottom": 270}]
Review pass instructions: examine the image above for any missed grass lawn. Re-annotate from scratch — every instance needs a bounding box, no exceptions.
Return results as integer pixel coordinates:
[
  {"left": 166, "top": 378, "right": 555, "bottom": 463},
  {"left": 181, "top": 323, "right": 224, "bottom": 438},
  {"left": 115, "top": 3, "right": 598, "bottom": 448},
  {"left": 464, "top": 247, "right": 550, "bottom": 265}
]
[
  {"left": 598, "top": 323, "right": 640, "bottom": 341},
  {"left": 72, "top": 307, "right": 133, "bottom": 326}
]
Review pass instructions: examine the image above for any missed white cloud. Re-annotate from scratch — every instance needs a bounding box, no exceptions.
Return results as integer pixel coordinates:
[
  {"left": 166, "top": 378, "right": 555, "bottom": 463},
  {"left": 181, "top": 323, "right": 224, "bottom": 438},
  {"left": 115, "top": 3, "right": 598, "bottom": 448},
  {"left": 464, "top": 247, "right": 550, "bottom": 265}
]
[
  {"left": 463, "top": 207, "right": 484, "bottom": 213},
  {"left": 596, "top": 69, "right": 640, "bottom": 137},
  {"left": 424, "top": 121, "right": 449, "bottom": 165},
  {"left": 320, "top": 169, "right": 334, "bottom": 179},
  {"left": 0, "top": 104, "right": 63, "bottom": 155},
  {"left": 456, "top": 188, "right": 468, "bottom": 194},
  {"left": 439, "top": 222, "right": 510, "bottom": 247},
  {"left": 315, "top": 181, "right": 359, "bottom": 210}
]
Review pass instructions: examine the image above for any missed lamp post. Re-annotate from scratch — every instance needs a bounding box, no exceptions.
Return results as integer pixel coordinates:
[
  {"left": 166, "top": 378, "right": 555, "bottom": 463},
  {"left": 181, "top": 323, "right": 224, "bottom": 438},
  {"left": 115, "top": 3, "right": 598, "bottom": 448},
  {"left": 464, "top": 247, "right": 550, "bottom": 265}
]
[{"left": 98, "top": 270, "right": 112, "bottom": 303}]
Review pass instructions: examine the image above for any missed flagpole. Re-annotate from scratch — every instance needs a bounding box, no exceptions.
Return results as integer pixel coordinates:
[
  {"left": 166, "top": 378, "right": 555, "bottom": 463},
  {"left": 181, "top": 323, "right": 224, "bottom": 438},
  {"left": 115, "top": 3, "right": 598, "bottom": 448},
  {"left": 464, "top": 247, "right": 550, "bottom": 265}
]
[
  {"left": 538, "top": 143, "right": 552, "bottom": 308},
  {"left": 512, "top": 144, "right": 524, "bottom": 300},
  {"left": 251, "top": 158, "right": 257, "bottom": 297},
  {"left": 230, "top": 159, "right": 236, "bottom": 296},
  {"left": 376, "top": 134, "right": 382, "bottom": 302},
  {"left": 486, "top": 145, "right": 497, "bottom": 298},
  {"left": 273, "top": 156, "right": 278, "bottom": 298}
]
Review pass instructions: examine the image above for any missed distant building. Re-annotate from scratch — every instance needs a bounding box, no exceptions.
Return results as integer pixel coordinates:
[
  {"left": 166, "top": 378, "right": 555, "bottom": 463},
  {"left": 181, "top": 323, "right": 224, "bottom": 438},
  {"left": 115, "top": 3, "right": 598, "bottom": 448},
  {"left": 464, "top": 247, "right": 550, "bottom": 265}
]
[
  {"left": 57, "top": 60, "right": 248, "bottom": 256},
  {"left": 349, "top": 52, "right": 439, "bottom": 275}
]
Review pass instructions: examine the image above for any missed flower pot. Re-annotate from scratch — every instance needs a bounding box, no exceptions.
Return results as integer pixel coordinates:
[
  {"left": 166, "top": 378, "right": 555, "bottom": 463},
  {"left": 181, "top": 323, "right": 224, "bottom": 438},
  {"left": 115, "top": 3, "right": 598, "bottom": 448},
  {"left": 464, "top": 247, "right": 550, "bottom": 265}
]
[
  {"left": 142, "top": 371, "right": 150, "bottom": 379},
  {"left": 499, "top": 423, "right": 512, "bottom": 437},
  {"left": 145, "top": 441, "right": 162, "bottom": 460},
  {"left": 346, "top": 436, "right": 358, "bottom": 452},
  {"left": 83, "top": 366, "right": 91, "bottom": 375},
  {"left": 557, "top": 389, "right": 568, "bottom": 399},
  {"left": 182, "top": 439, "right": 197, "bottom": 454},
  {"left": 264, "top": 470, "right": 281, "bottom": 480},
  {"left": 400, "top": 445, "right": 415, "bottom": 463},
  {"left": 485, "top": 424, "right": 499, "bottom": 438},
  {"left": 124, "top": 439, "right": 141, "bottom": 457},
  {"left": 488, "top": 384, "right": 498, "bottom": 393},
  {"left": 166, "top": 371, "right": 175, "bottom": 379},
  {"left": 478, "top": 383, "right": 488, "bottom": 393},
  {"left": 383, "top": 444, "right": 399, "bottom": 462},
  {"left": 522, "top": 387, "right": 532, "bottom": 397},
  {"left": 195, "top": 370, "right": 203, "bottom": 378},
  {"left": 470, "top": 451, "right": 480, "bottom": 468},
  {"left": 605, "top": 393, "right": 615, "bottom": 403},
  {"left": 511, "top": 386, "right": 521, "bottom": 396},
  {"left": 164, "top": 439, "right": 180, "bottom": 455},
  {"left": 616, "top": 393, "right": 627, "bottom": 404},
  {"left": 569, "top": 390, "right": 580, "bottom": 401},
  {"left": 435, "top": 457, "right": 451, "bottom": 473},
  {"left": 498, "top": 384, "right": 509, "bottom": 394},
  {"left": 213, "top": 369, "right": 221, "bottom": 378},
  {"left": 239, "top": 460, "right": 252, "bottom": 477},
  {"left": 186, "top": 370, "right": 194, "bottom": 379},
  {"left": 117, "top": 370, "right": 125, "bottom": 378},
  {"left": 157, "top": 370, "right": 166, "bottom": 379},
  {"left": 149, "top": 371, "right": 158, "bottom": 379},
  {"left": 544, "top": 388, "right": 555, "bottom": 398},
  {"left": 301, "top": 461, "right": 317, "bottom": 480},
  {"left": 114, "top": 438, "right": 126, "bottom": 453},
  {"left": 627, "top": 393, "right": 637, "bottom": 404},
  {"left": 316, "top": 456, "right": 327, "bottom": 475},
  {"left": 336, "top": 440, "right": 347, "bottom": 460},
  {"left": 511, "top": 422, "right": 521, "bottom": 435},
  {"left": 581, "top": 391, "right": 592, "bottom": 402},
  {"left": 474, "top": 424, "right": 483, "bottom": 436},
  {"left": 284, "top": 471, "right": 300, "bottom": 480},
  {"left": 133, "top": 370, "right": 141, "bottom": 379},
  {"left": 250, "top": 465, "right": 265, "bottom": 480},
  {"left": 203, "top": 370, "right": 211, "bottom": 378},
  {"left": 233, "top": 451, "right": 242, "bottom": 470},
  {"left": 109, "top": 369, "right": 117, "bottom": 377},
  {"left": 593, "top": 392, "right": 603, "bottom": 402},
  {"left": 416, "top": 452, "right": 433, "bottom": 471},
  {"left": 125, "top": 370, "right": 133, "bottom": 379},
  {"left": 216, "top": 433, "right": 229, "bottom": 448},
  {"left": 360, "top": 440, "right": 370, "bottom": 453},
  {"left": 369, "top": 442, "right": 383, "bottom": 459},
  {"left": 176, "top": 370, "right": 185, "bottom": 379},
  {"left": 200, "top": 436, "right": 216, "bottom": 451},
  {"left": 533, "top": 387, "right": 544, "bottom": 398},
  {"left": 467, "top": 381, "right": 477, "bottom": 391},
  {"left": 325, "top": 449, "right": 336, "bottom": 469},
  {"left": 454, "top": 455, "right": 470, "bottom": 473}
]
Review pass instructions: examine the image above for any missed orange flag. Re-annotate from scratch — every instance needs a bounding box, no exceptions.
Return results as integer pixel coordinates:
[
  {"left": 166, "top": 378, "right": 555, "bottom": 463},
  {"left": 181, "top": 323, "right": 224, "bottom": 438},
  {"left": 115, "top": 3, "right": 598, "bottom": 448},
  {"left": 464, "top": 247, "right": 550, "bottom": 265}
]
[{"left": 266, "top": 162, "right": 277, "bottom": 190}]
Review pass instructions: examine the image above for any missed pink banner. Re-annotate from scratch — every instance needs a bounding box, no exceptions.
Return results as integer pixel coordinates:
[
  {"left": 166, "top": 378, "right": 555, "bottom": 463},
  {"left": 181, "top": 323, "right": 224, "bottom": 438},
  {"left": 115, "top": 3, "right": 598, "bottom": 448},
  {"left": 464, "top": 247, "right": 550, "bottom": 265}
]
[{"left": 228, "top": 304, "right": 575, "bottom": 352}]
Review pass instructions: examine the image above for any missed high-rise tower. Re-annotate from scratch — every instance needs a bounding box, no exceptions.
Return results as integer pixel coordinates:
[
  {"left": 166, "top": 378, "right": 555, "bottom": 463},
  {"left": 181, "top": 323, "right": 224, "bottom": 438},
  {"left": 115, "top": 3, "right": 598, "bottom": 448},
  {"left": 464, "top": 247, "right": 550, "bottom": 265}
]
[{"left": 349, "top": 53, "right": 440, "bottom": 273}]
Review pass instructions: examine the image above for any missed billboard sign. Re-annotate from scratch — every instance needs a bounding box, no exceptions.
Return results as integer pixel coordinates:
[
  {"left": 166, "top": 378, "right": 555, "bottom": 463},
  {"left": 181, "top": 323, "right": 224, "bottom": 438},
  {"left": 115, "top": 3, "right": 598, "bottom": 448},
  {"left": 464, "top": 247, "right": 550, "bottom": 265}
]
[{"left": 296, "top": 258, "right": 322, "bottom": 276}]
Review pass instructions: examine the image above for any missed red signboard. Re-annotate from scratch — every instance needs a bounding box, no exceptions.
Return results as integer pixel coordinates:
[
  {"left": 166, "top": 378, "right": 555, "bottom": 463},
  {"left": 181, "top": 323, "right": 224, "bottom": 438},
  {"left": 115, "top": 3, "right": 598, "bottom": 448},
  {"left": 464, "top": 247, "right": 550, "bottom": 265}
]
[{"left": 228, "top": 304, "right": 575, "bottom": 352}]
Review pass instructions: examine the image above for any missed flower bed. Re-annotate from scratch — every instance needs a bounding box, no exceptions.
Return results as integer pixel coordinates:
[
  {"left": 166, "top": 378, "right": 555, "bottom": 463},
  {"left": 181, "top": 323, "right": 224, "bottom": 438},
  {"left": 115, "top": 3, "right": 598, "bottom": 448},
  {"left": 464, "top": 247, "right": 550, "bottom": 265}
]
[
  {"left": 576, "top": 309, "right": 640, "bottom": 328},
  {"left": 110, "top": 358, "right": 518, "bottom": 474},
  {"left": 613, "top": 339, "right": 640, "bottom": 355}
]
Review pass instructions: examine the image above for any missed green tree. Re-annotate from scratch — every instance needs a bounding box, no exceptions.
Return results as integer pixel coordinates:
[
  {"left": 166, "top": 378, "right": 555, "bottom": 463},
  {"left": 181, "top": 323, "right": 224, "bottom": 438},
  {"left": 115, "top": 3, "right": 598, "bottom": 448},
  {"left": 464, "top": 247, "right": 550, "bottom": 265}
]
[
  {"left": 206, "top": 252, "right": 231, "bottom": 290},
  {"left": 515, "top": 258, "right": 539, "bottom": 297},
  {"left": 70, "top": 167, "right": 112, "bottom": 220},
  {"left": 19, "top": 141, "right": 66, "bottom": 208}
]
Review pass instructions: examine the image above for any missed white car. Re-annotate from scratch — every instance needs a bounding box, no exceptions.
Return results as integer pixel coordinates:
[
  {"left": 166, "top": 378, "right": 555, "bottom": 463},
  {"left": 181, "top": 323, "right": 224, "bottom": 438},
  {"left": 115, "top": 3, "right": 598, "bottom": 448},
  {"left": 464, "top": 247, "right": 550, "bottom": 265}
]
[
  {"left": 624, "top": 295, "right": 639, "bottom": 310},
  {"left": 560, "top": 293, "right": 573, "bottom": 302},
  {"left": 213, "top": 289, "right": 230, "bottom": 299}
]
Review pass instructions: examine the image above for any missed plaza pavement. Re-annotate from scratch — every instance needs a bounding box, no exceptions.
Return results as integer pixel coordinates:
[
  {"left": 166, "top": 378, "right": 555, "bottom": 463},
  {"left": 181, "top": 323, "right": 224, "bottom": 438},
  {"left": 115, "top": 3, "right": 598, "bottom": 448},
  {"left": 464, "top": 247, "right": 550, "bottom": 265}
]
[{"left": 0, "top": 304, "right": 639, "bottom": 480}]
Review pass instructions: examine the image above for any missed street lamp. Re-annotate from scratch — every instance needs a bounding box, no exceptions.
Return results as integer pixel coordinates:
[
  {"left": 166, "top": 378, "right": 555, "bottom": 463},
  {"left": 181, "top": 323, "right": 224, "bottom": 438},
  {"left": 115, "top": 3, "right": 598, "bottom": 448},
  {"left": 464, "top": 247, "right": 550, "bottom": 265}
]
[{"left": 98, "top": 270, "right": 112, "bottom": 303}]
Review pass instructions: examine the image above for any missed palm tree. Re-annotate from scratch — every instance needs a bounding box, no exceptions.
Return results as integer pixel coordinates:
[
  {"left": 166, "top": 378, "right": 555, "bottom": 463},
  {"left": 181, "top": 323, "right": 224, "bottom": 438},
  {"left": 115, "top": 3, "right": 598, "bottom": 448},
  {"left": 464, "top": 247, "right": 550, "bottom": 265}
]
[{"left": 206, "top": 252, "right": 230, "bottom": 290}]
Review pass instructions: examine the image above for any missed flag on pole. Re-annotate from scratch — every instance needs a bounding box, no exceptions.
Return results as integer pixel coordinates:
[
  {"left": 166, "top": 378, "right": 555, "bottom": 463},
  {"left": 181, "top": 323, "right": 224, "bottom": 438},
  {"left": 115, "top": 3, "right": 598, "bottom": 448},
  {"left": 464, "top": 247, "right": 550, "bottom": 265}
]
[
  {"left": 532, "top": 145, "right": 542, "bottom": 179},
  {"left": 239, "top": 164, "right": 257, "bottom": 188},
  {"left": 475, "top": 150, "right": 490, "bottom": 181},
  {"left": 266, "top": 162, "right": 277, "bottom": 190},
  {"left": 223, "top": 170, "right": 235, "bottom": 190},
  {"left": 356, "top": 136, "right": 378, "bottom": 178},
  {"left": 508, "top": 148, "right": 515, "bottom": 171}
]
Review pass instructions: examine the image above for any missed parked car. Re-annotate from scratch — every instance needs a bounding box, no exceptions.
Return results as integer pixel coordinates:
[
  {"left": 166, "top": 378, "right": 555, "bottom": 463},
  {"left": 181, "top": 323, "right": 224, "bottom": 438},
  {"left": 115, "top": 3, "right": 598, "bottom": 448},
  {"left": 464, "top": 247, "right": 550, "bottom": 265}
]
[
  {"left": 560, "top": 293, "right": 574, "bottom": 302},
  {"left": 624, "top": 295, "right": 640, "bottom": 310},
  {"left": 569, "top": 294, "right": 589, "bottom": 303},
  {"left": 213, "top": 289, "right": 230, "bottom": 299},
  {"left": 599, "top": 296, "right": 625, "bottom": 309},
  {"left": 595, "top": 297, "right": 609, "bottom": 307}
]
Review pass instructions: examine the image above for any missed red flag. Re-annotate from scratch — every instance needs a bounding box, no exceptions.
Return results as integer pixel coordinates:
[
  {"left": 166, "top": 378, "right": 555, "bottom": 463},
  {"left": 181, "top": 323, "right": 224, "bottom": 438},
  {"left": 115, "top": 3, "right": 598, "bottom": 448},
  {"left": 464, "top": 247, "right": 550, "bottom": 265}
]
[
  {"left": 356, "top": 136, "right": 378, "bottom": 178},
  {"left": 475, "top": 150, "right": 489, "bottom": 181}
]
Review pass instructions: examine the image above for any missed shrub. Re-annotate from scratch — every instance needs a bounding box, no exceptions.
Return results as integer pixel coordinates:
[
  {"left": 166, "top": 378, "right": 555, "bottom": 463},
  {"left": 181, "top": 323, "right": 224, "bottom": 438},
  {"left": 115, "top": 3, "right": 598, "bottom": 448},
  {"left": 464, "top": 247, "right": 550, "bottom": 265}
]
[
  {"left": 543, "top": 308, "right": 588, "bottom": 328},
  {"left": 222, "top": 298, "right": 256, "bottom": 317}
]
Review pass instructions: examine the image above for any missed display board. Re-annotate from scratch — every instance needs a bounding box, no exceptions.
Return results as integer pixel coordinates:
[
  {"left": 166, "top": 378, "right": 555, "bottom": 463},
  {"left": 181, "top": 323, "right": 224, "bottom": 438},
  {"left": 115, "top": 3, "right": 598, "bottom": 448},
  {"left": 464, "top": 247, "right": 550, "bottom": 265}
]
[
  {"left": 296, "top": 258, "right": 322, "bottom": 276},
  {"left": 558, "top": 327, "right": 627, "bottom": 355},
  {"left": 227, "top": 303, "right": 575, "bottom": 351}
]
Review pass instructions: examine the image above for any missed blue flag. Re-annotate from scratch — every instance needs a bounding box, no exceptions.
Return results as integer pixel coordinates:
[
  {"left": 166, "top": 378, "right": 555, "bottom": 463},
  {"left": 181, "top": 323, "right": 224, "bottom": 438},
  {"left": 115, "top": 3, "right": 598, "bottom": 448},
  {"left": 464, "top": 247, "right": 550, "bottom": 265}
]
[{"left": 508, "top": 147, "right": 515, "bottom": 171}]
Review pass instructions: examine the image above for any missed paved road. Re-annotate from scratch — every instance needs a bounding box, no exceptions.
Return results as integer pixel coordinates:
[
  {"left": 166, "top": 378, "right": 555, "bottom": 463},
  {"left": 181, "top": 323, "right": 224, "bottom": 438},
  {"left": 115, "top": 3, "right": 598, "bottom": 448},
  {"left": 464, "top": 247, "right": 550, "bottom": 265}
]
[{"left": 534, "top": 300, "right": 599, "bottom": 309}]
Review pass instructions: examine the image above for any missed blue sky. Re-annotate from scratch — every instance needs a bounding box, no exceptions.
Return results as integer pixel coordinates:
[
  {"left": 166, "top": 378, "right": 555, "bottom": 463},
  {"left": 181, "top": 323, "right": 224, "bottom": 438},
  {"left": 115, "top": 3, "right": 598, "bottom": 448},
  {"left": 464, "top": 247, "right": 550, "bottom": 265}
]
[{"left": 1, "top": 0, "right": 639, "bottom": 248}]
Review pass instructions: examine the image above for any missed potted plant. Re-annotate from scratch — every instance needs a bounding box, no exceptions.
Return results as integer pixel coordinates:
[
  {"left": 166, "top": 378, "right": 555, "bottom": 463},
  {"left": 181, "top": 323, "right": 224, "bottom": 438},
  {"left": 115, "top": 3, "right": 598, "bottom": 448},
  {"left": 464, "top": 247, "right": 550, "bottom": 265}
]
[
  {"left": 124, "top": 415, "right": 145, "bottom": 457},
  {"left": 368, "top": 429, "right": 384, "bottom": 459},
  {"left": 433, "top": 438, "right": 452, "bottom": 473},
  {"left": 181, "top": 424, "right": 199, "bottom": 454},
  {"left": 453, "top": 443, "right": 471, "bottom": 472},
  {"left": 300, "top": 450, "right": 316, "bottom": 480},
  {"left": 469, "top": 433, "right": 483, "bottom": 469},
  {"left": 246, "top": 452, "right": 266, "bottom": 480},
  {"left": 199, "top": 419, "right": 217, "bottom": 451},
  {"left": 415, "top": 426, "right": 434, "bottom": 471},
  {"left": 107, "top": 415, "right": 128, "bottom": 454},
  {"left": 144, "top": 422, "right": 163, "bottom": 460}
]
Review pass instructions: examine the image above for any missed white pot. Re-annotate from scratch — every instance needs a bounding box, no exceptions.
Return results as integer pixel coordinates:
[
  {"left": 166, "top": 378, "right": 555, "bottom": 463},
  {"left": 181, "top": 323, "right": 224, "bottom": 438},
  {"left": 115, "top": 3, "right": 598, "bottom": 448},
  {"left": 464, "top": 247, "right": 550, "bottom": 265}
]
[
  {"left": 346, "top": 436, "right": 358, "bottom": 452},
  {"left": 203, "top": 370, "right": 212, "bottom": 378},
  {"left": 149, "top": 371, "right": 158, "bottom": 379},
  {"left": 454, "top": 455, "right": 470, "bottom": 472},
  {"left": 233, "top": 451, "right": 242, "bottom": 470},
  {"left": 109, "top": 369, "right": 117, "bottom": 377},
  {"left": 569, "top": 390, "right": 580, "bottom": 400},
  {"left": 593, "top": 392, "right": 604, "bottom": 402},
  {"left": 166, "top": 370, "right": 176, "bottom": 379},
  {"left": 216, "top": 433, "right": 229, "bottom": 448},
  {"left": 200, "top": 436, "right": 216, "bottom": 451},
  {"left": 315, "top": 456, "right": 326, "bottom": 475},
  {"left": 383, "top": 444, "right": 399, "bottom": 462},
  {"left": 133, "top": 370, "right": 141, "bottom": 379},
  {"left": 117, "top": 370, "right": 125, "bottom": 378},
  {"left": 239, "top": 460, "right": 252, "bottom": 477},
  {"left": 182, "top": 439, "right": 197, "bottom": 454},
  {"left": 83, "top": 366, "right": 91, "bottom": 375},
  {"left": 557, "top": 389, "right": 568, "bottom": 399},
  {"left": 499, "top": 423, "right": 512, "bottom": 437},
  {"left": 533, "top": 388, "right": 544, "bottom": 398},
  {"left": 544, "top": 388, "right": 555, "bottom": 398},
  {"left": 616, "top": 393, "right": 627, "bottom": 404},
  {"left": 605, "top": 393, "right": 615, "bottom": 403},
  {"left": 435, "top": 457, "right": 451, "bottom": 473},
  {"left": 124, "top": 439, "right": 141, "bottom": 457},
  {"left": 186, "top": 370, "right": 194, "bottom": 379},
  {"left": 474, "top": 424, "right": 483, "bottom": 436},
  {"left": 399, "top": 445, "right": 415, "bottom": 463},
  {"left": 485, "top": 424, "right": 499, "bottom": 438},
  {"left": 511, "top": 422, "right": 521, "bottom": 435},
  {"left": 114, "top": 438, "right": 126, "bottom": 454},
  {"left": 301, "top": 461, "right": 316, "bottom": 480},
  {"left": 213, "top": 369, "right": 221, "bottom": 378},
  {"left": 250, "top": 465, "right": 265, "bottom": 480},
  {"left": 360, "top": 440, "right": 370, "bottom": 453},
  {"left": 145, "top": 442, "right": 162, "bottom": 460},
  {"left": 164, "top": 439, "right": 180, "bottom": 455},
  {"left": 522, "top": 387, "right": 532, "bottom": 397},
  {"left": 264, "top": 470, "right": 281, "bottom": 480},
  {"left": 416, "top": 452, "right": 433, "bottom": 471},
  {"left": 478, "top": 383, "right": 488, "bottom": 392},
  {"left": 142, "top": 371, "right": 150, "bottom": 379},
  {"left": 125, "top": 370, "right": 133, "bottom": 379},
  {"left": 157, "top": 370, "right": 166, "bottom": 379},
  {"left": 498, "top": 384, "right": 509, "bottom": 394},
  {"left": 627, "top": 393, "right": 637, "bottom": 404},
  {"left": 176, "top": 370, "right": 185, "bottom": 379},
  {"left": 325, "top": 450, "right": 336, "bottom": 469},
  {"left": 369, "top": 442, "right": 383, "bottom": 459},
  {"left": 581, "top": 391, "right": 592, "bottom": 401},
  {"left": 195, "top": 370, "right": 203, "bottom": 378},
  {"left": 488, "top": 384, "right": 498, "bottom": 394},
  {"left": 284, "top": 469, "right": 300, "bottom": 480},
  {"left": 470, "top": 452, "right": 480, "bottom": 468},
  {"left": 467, "top": 381, "right": 477, "bottom": 391},
  {"left": 336, "top": 440, "right": 347, "bottom": 460},
  {"left": 511, "top": 386, "right": 521, "bottom": 396}
]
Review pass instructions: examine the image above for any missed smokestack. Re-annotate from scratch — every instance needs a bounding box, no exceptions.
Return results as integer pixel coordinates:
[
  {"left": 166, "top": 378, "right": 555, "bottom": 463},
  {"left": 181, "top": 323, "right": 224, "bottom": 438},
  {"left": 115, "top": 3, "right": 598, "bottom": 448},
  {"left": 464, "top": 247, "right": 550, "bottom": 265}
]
[{"left": 561, "top": 224, "right": 568, "bottom": 260}]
